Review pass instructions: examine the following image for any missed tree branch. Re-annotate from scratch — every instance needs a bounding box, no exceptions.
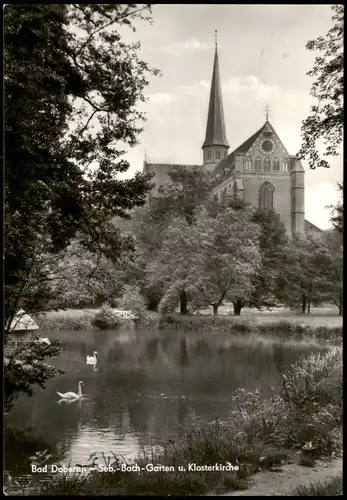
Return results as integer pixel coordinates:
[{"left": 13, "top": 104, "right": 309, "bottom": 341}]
[{"left": 74, "top": 5, "right": 150, "bottom": 59}]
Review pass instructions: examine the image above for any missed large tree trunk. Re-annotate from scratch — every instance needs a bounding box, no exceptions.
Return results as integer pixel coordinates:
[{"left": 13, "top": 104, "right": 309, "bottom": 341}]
[
  {"left": 233, "top": 300, "right": 243, "bottom": 316},
  {"left": 179, "top": 290, "right": 188, "bottom": 315},
  {"left": 302, "top": 294, "right": 307, "bottom": 314},
  {"left": 213, "top": 304, "right": 219, "bottom": 315},
  {"left": 307, "top": 281, "right": 312, "bottom": 315}
]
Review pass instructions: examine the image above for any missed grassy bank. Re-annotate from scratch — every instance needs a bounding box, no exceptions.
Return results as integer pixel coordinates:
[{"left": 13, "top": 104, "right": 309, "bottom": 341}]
[
  {"left": 157, "top": 314, "right": 342, "bottom": 344},
  {"left": 35, "top": 309, "right": 342, "bottom": 345},
  {"left": 5, "top": 345, "right": 342, "bottom": 496}
]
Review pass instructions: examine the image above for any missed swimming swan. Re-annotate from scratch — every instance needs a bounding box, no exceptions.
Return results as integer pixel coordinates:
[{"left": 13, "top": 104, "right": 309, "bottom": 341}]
[
  {"left": 57, "top": 381, "right": 84, "bottom": 400},
  {"left": 86, "top": 351, "right": 98, "bottom": 365}
]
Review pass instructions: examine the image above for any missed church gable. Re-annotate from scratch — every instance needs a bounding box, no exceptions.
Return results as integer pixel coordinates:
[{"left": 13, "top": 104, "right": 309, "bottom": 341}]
[
  {"left": 244, "top": 122, "right": 290, "bottom": 169},
  {"left": 212, "top": 121, "right": 291, "bottom": 187}
]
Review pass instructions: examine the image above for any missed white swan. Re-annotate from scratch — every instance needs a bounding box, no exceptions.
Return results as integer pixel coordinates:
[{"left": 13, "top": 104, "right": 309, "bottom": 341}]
[
  {"left": 86, "top": 351, "right": 98, "bottom": 365},
  {"left": 57, "top": 381, "right": 84, "bottom": 400}
]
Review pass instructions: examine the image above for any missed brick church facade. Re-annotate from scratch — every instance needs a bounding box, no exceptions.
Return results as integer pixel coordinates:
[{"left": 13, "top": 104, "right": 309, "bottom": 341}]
[{"left": 143, "top": 39, "right": 321, "bottom": 237}]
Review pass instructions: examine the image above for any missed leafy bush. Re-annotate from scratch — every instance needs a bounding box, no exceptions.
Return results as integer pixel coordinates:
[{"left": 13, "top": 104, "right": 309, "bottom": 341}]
[
  {"left": 36, "top": 314, "right": 94, "bottom": 331},
  {"left": 294, "top": 475, "right": 342, "bottom": 496},
  {"left": 116, "top": 285, "right": 148, "bottom": 318},
  {"left": 158, "top": 314, "right": 235, "bottom": 331},
  {"left": 156, "top": 316, "right": 342, "bottom": 344},
  {"left": 91, "top": 304, "right": 121, "bottom": 330},
  {"left": 280, "top": 346, "right": 343, "bottom": 455},
  {"left": 4, "top": 340, "right": 64, "bottom": 412}
]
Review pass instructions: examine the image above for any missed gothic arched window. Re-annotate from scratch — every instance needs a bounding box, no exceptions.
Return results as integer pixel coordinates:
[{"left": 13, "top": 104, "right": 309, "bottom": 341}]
[
  {"left": 272, "top": 157, "right": 280, "bottom": 172},
  {"left": 207, "top": 150, "right": 211, "bottom": 160},
  {"left": 216, "top": 150, "right": 221, "bottom": 160},
  {"left": 258, "top": 182, "right": 275, "bottom": 211},
  {"left": 255, "top": 157, "right": 261, "bottom": 172},
  {"left": 264, "top": 157, "right": 271, "bottom": 172},
  {"left": 245, "top": 157, "right": 252, "bottom": 170},
  {"left": 283, "top": 158, "right": 288, "bottom": 172}
]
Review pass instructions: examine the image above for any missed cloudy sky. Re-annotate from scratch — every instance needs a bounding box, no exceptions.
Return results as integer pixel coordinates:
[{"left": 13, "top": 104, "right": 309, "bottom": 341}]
[{"left": 120, "top": 4, "right": 342, "bottom": 229}]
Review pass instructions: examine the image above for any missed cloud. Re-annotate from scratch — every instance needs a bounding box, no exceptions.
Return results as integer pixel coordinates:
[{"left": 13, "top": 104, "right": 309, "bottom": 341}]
[
  {"left": 147, "top": 92, "right": 176, "bottom": 106},
  {"left": 178, "top": 80, "right": 210, "bottom": 95},
  {"left": 281, "top": 52, "right": 290, "bottom": 58},
  {"left": 162, "top": 38, "right": 211, "bottom": 56},
  {"left": 224, "top": 75, "right": 269, "bottom": 94}
]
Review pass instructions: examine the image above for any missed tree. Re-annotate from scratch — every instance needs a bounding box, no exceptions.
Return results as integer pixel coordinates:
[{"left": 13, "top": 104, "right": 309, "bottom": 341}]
[
  {"left": 277, "top": 235, "right": 337, "bottom": 314},
  {"left": 320, "top": 229, "right": 343, "bottom": 314},
  {"left": 152, "top": 165, "right": 212, "bottom": 225},
  {"left": 128, "top": 166, "right": 213, "bottom": 313},
  {"left": 48, "top": 239, "right": 128, "bottom": 309},
  {"left": 247, "top": 209, "right": 289, "bottom": 312},
  {"left": 4, "top": 340, "right": 64, "bottom": 413},
  {"left": 4, "top": 4, "right": 158, "bottom": 328},
  {"left": 190, "top": 208, "right": 261, "bottom": 315},
  {"left": 148, "top": 208, "right": 261, "bottom": 316},
  {"left": 145, "top": 217, "right": 196, "bottom": 314},
  {"left": 4, "top": 4, "right": 158, "bottom": 409},
  {"left": 327, "top": 182, "right": 343, "bottom": 234},
  {"left": 298, "top": 5, "right": 343, "bottom": 169},
  {"left": 116, "top": 285, "right": 148, "bottom": 319},
  {"left": 207, "top": 202, "right": 289, "bottom": 314}
]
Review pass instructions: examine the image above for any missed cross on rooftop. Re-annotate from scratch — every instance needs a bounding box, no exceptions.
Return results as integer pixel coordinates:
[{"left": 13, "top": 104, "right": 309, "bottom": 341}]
[{"left": 264, "top": 104, "right": 271, "bottom": 121}]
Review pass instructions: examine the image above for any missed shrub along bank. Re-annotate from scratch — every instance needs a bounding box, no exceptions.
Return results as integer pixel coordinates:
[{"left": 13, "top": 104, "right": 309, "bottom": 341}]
[
  {"left": 37, "top": 309, "right": 342, "bottom": 345},
  {"left": 156, "top": 314, "right": 342, "bottom": 343},
  {"left": 7, "top": 346, "right": 341, "bottom": 496}
]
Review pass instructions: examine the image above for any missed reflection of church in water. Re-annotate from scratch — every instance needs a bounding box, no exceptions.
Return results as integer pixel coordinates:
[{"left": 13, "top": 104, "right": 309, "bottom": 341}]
[{"left": 143, "top": 33, "right": 321, "bottom": 236}]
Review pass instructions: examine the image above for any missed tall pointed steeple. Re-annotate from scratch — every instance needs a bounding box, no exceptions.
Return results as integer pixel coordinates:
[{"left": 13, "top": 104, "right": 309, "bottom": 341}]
[{"left": 202, "top": 31, "right": 229, "bottom": 171}]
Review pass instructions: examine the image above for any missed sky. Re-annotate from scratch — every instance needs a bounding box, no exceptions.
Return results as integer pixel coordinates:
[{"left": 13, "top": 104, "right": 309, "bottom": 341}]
[{"left": 119, "top": 4, "right": 342, "bottom": 230}]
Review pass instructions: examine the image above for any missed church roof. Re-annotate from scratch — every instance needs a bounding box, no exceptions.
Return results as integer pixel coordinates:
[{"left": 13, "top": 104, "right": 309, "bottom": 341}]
[
  {"left": 202, "top": 45, "right": 229, "bottom": 148},
  {"left": 305, "top": 220, "right": 322, "bottom": 233},
  {"left": 143, "top": 162, "right": 203, "bottom": 193},
  {"left": 211, "top": 121, "right": 273, "bottom": 182}
]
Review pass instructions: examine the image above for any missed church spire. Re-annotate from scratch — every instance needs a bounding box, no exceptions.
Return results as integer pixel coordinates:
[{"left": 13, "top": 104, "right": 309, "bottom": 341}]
[
  {"left": 202, "top": 31, "right": 229, "bottom": 171},
  {"left": 202, "top": 31, "right": 229, "bottom": 149}
]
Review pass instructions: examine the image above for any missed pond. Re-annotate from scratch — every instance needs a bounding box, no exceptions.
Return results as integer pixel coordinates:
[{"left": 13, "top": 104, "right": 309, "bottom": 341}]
[{"left": 4, "top": 327, "right": 327, "bottom": 478}]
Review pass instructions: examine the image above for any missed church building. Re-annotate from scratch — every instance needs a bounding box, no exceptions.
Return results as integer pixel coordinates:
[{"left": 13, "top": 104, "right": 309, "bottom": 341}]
[{"left": 143, "top": 36, "right": 321, "bottom": 237}]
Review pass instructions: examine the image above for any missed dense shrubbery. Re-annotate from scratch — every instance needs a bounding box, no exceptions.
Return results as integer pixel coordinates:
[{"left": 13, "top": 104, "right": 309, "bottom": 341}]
[
  {"left": 294, "top": 475, "right": 343, "bottom": 496},
  {"left": 91, "top": 304, "right": 122, "bottom": 330},
  {"left": 156, "top": 315, "right": 342, "bottom": 343},
  {"left": 36, "top": 313, "right": 94, "bottom": 331},
  {"left": 4, "top": 340, "right": 64, "bottom": 413},
  {"left": 116, "top": 285, "right": 148, "bottom": 319},
  {"left": 280, "top": 347, "right": 343, "bottom": 456}
]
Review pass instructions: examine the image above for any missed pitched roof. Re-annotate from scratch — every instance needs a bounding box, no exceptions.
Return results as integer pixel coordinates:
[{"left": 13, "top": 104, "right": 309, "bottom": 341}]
[
  {"left": 211, "top": 121, "right": 272, "bottom": 182},
  {"left": 143, "top": 162, "right": 203, "bottom": 192},
  {"left": 305, "top": 220, "right": 322, "bottom": 233},
  {"left": 202, "top": 46, "right": 229, "bottom": 148},
  {"left": 10, "top": 309, "right": 39, "bottom": 331}
]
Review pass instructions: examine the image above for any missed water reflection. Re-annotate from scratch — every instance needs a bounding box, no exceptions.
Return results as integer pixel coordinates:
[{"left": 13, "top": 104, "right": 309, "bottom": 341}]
[{"left": 5, "top": 328, "right": 325, "bottom": 478}]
